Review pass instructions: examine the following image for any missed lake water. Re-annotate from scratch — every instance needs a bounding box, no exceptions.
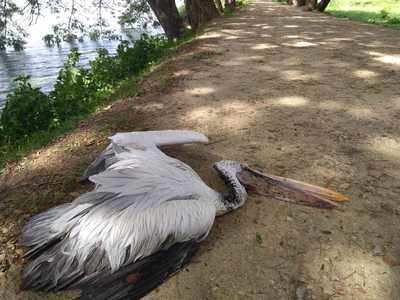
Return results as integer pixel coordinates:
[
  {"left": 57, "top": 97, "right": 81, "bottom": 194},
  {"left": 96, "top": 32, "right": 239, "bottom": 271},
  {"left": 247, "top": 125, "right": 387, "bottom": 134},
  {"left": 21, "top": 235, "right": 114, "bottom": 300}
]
[{"left": 0, "top": 39, "right": 124, "bottom": 109}]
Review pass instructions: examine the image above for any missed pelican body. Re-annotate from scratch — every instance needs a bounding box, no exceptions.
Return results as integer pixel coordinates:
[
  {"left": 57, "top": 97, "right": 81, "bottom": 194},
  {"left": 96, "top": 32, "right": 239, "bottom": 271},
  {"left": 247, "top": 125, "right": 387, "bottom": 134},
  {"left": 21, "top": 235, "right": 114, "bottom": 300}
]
[{"left": 20, "top": 130, "right": 347, "bottom": 299}]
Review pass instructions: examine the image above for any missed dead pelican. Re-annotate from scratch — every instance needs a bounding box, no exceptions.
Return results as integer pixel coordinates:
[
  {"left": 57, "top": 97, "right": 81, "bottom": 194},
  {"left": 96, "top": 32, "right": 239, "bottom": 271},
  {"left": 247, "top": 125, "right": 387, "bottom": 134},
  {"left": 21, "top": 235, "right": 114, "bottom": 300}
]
[{"left": 20, "top": 130, "right": 347, "bottom": 299}]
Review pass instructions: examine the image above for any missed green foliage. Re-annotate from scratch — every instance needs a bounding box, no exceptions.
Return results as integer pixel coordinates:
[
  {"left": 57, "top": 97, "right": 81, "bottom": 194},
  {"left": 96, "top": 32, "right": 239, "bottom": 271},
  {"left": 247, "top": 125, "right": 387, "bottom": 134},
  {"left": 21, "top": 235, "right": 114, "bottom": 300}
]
[
  {"left": 380, "top": 9, "right": 389, "bottom": 19},
  {"left": 327, "top": 0, "right": 400, "bottom": 27},
  {"left": 43, "top": 34, "right": 62, "bottom": 47},
  {"left": 0, "top": 0, "right": 26, "bottom": 51},
  {"left": 255, "top": 232, "right": 263, "bottom": 244},
  {"left": 224, "top": 6, "right": 235, "bottom": 16},
  {"left": 224, "top": 0, "right": 250, "bottom": 16},
  {"left": 119, "top": 0, "right": 154, "bottom": 29},
  {"left": 236, "top": 0, "right": 250, "bottom": 7},
  {"left": 88, "top": 48, "right": 120, "bottom": 89},
  {"left": 116, "top": 35, "right": 170, "bottom": 77},
  {"left": 0, "top": 76, "right": 53, "bottom": 141},
  {"left": 0, "top": 33, "right": 186, "bottom": 168},
  {"left": 51, "top": 49, "right": 91, "bottom": 122}
]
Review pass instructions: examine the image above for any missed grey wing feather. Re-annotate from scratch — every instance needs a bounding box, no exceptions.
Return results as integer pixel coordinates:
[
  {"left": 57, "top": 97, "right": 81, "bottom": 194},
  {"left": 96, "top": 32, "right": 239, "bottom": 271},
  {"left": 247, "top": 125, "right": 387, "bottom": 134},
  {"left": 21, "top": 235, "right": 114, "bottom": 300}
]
[
  {"left": 81, "top": 130, "right": 209, "bottom": 180},
  {"left": 21, "top": 144, "right": 217, "bottom": 291},
  {"left": 80, "top": 144, "right": 116, "bottom": 181},
  {"left": 21, "top": 193, "right": 216, "bottom": 290},
  {"left": 111, "top": 130, "right": 209, "bottom": 147}
]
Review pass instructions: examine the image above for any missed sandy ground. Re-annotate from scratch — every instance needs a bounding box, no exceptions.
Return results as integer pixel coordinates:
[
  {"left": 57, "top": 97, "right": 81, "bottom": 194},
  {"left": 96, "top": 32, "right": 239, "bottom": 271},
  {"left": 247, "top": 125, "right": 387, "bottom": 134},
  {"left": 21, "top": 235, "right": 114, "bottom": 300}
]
[{"left": 1, "top": 1, "right": 400, "bottom": 299}]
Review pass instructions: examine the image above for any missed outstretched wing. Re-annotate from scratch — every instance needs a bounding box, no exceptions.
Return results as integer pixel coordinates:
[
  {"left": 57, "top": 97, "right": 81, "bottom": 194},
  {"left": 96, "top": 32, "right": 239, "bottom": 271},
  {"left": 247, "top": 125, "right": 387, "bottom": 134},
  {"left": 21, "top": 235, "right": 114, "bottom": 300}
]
[
  {"left": 81, "top": 130, "right": 209, "bottom": 180},
  {"left": 21, "top": 143, "right": 217, "bottom": 295},
  {"left": 76, "top": 241, "right": 200, "bottom": 300}
]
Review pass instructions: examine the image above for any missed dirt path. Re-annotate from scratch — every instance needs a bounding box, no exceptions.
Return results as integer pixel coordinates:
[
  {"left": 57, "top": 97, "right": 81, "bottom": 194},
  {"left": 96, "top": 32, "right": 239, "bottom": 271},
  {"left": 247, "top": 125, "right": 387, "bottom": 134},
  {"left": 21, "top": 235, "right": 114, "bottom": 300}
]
[{"left": 1, "top": 1, "right": 400, "bottom": 299}]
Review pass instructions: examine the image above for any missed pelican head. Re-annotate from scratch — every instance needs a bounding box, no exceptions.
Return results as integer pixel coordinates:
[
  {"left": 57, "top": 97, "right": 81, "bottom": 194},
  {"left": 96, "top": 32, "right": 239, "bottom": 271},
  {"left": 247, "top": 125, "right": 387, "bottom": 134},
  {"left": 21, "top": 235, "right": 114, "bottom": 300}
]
[
  {"left": 213, "top": 160, "right": 244, "bottom": 178},
  {"left": 214, "top": 160, "right": 348, "bottom": 211}
]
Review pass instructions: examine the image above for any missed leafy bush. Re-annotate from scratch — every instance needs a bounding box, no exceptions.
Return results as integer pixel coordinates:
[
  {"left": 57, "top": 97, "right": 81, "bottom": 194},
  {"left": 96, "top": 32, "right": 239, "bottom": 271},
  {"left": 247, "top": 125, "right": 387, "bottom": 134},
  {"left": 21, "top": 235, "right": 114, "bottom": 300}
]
[
  {"left": 50, "top": 49, "right": 92, "bottom": 122},
  {"left": 117, "top": 34, "right": 169, "bottom": 77},
  {"left": 88, "top": 48, "right": 121, "bottom": 90},
  {"left": 380, "top": 9, "right": 389, "bottom": 19},
  {"left": 0, "top": 76, "right": 53, "bottom": 141},
  {"left": 0, "top": 34, "right": 175, "bottom": 149},
  {"left": 387, "top": 16, "right": 400, "bottom": 24}
]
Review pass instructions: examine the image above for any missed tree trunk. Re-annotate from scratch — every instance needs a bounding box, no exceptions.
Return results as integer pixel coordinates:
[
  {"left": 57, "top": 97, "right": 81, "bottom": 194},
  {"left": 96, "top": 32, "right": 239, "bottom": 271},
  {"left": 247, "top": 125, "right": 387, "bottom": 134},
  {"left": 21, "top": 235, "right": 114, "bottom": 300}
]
[
  {"left": 185, "top": 0, "right": 219, "bottom": 31},
  {"left": 292, "top": 0, "right": 306, "bottom": 7},
  {"left": 305, "top": 0, "right": 317, "bottom": 11},
  {"left": 317, "top": 0, "right": 331, "bottom": 12},
  {"left": 288, "top": 0, "right": 330, "bottom": 11},
  {"left": 146, "top": 0, "right": 184, "bottom": 39},
  {"left": 215, "top": 0, "right": 224, "bottom": 13}
]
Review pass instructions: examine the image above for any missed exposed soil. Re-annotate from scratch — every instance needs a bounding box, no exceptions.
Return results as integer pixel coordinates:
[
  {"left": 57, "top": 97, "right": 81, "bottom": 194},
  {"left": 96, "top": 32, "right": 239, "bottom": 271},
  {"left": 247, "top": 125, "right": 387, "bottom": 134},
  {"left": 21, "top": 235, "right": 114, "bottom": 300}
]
[{"left": 1, "top": 0, "right": 400, "bottom": 299}]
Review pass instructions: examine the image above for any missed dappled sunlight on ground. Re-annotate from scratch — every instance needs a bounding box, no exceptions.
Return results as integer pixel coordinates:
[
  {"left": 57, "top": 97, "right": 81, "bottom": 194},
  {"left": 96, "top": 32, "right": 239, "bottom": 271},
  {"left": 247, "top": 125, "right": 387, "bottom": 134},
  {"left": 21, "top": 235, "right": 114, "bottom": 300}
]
[
  {"left": 281, "top": 70, "right": 321, "bottom": 81},
  {"left": 392, "top": 96, "right": 400, "bottom": 109},
  {"left": 283, "top": 24, "right": 299, "bottom": 28},
  {"left": 347, "top": 107, "right": 377, "bottom": 120},
  {"left": 368, "top": 51, "right": 400, "bottom": 67},
  {"left": 197, "top": 33, "right": 223, "bottom": 40},
  {"left": 2, "top": 0, "right": 400, "bottom": 299},
  {"left": 353, "top": 69, "right": 379, "bottom": 79},
  {"left": 318, "top": 100, "right": 344, "bottom": 111},
  {"left": 167, "top": 2, "right": 400, "bottom": 298},
  {"left": 302, "top": 243, "right": 397, "bottom": 298},
  {"left": 187, "top": 87, "right": 216, "bottom": 96},
  {"left": 185, "top": 101, "right": 255, "bottom": 133},
  {"left": 366, "top": 136, "right": 400, "bottom": 159},
  {"left": 224, "top": 35, "right": 240, "bottom": 40},
  {"left": 251, "top": 43, "right": 279, "bottom": 50},
  {"left": 273, "top": 96, "right": 309, "bottom": 107}
]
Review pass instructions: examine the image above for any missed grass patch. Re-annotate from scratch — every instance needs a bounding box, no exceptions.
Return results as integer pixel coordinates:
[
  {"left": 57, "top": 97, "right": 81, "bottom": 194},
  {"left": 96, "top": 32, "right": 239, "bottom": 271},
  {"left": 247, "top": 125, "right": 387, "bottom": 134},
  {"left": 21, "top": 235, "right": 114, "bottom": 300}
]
[{"left": 327, "top": 0, "right": 400, "bottom": 27}]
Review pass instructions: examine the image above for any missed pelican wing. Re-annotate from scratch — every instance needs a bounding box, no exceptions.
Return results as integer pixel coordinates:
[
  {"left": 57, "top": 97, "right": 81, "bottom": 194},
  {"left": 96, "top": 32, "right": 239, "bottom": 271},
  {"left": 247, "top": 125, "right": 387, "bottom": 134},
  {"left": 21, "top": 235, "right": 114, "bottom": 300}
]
[
  {"left": 81, "top": 130, "right": 209, "bottom": 180},
  {"left": 21, "top": 144, "right": 217, "bottom": 294}
]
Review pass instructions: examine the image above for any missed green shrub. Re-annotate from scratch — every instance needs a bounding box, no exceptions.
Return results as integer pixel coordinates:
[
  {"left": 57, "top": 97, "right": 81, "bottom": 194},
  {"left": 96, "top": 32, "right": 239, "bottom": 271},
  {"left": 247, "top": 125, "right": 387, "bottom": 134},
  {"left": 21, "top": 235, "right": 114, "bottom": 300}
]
[
  {"left": 0, "top": 76, "right": 53, "bottom": 142},
  {"left": 50, "top": 48, "right": 92, "bottom": 122},
  {"left": 380, "top": 9, "right": 389, "bottom": 19},
  {"left": 88, "top": 48, "right": 121, "bottom": 90},
  {"left": 387, "top": 16, "right": 400, "bottom": 24},
  {"left": 117, "top": 34, "right": 169, "bottom": 77}
]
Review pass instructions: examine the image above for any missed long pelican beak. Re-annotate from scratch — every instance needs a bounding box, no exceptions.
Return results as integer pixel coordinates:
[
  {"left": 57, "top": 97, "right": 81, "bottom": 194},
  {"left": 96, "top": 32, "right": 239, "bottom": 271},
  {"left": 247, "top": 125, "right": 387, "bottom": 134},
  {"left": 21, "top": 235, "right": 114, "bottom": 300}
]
[{"left": 237, "top": 165, "right": 349, "bottom": 209}]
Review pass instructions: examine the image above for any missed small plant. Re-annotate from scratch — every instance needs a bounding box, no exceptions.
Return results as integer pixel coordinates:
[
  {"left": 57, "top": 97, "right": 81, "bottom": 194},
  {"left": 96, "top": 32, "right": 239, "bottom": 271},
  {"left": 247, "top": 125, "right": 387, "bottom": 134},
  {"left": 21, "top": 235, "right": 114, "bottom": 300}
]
[
  {"left": 255, "top": 232, "right": 263, "bottom": 244},
  {"left": 0, "top": 76, "right": 53, "bottom": 142}
]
